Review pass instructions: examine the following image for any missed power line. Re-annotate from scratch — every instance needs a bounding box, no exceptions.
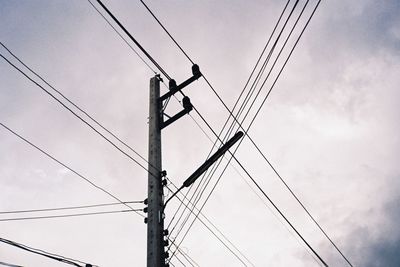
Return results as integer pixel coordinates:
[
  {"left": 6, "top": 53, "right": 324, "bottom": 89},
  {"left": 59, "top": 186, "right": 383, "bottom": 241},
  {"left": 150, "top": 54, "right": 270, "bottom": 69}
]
[
  {"left": 86, "top": 0, "right": 157, "bottom": 75},
  {"left": 0, "top": 209, "right": 138, "bottom": 222},
  {"left": 138, "top": 0, "right": 195, "bottom": 65},
  {"left": 165, "top": 184, "right": 254, "bottom": 267},
  {"left": 0, "top": 261, "right": 23, "bottom": 267},
  {"left": 0, "top": 201, "right": 142, "bottom": 215},
  {"left": 0, "top": 122, "right": 144, "bottom": 218},
  {"left": 94, "top": 0, "right": 171, "bottom": 80},
  {"left": 0, "top": 237, "right": 95, "bottom": 267},
  {"left": 169, "top": 0, "right": 298, "bottom": 245},
  {"left": 143, "top": 0, "right": 349, "bottom": 265},
  {"left": 0, "top": 44, "right": 150, "bottom": 174}
]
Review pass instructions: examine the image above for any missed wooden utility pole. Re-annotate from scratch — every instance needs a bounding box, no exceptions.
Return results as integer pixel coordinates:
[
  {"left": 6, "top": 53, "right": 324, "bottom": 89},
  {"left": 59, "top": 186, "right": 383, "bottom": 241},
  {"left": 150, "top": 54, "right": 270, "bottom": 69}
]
[{"left": 147, "top": 75, "right": 165, "bottom": 267}]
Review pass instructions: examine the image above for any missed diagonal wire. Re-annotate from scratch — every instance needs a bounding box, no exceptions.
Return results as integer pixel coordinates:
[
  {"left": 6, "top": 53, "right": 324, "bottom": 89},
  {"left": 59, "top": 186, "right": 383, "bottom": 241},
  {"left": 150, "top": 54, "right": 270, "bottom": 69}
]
[
  {"left": 0, "top": 122, "right": 144, "bottom": 218},
  {"left": 87, "top": 0, "right": 157, "bottom": 75},
  {"left": 94, "top": 0, "right": 171, "bottom": 80},
  {"left": 0, "top": 237, "right": 96, "bottom": 267},
  {"left": 0, "top": 209, "right": 139, "bottom": 222}
]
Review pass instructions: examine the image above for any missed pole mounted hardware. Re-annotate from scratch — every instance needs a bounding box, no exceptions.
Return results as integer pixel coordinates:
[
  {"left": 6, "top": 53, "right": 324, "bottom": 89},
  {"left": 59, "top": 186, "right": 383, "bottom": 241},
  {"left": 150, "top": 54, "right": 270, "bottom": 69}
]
[
  {"left": 159, "top": 64, "right": 202, "bottom": 102},
  {"left": 164, "top": 131, "right": 244, "bottom": 209},
  {"left": 147, "top": 65, "right": 202, "bottom": 266}
]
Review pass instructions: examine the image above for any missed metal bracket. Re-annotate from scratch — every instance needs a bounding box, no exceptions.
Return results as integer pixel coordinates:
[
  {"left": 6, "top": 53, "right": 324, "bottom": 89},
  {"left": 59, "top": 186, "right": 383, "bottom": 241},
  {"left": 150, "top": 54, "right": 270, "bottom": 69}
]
[
  {"left": 160, "top": 96, "right": 193, "bottom": 130},
  {"left": 159, "top": 64, "right": 201, "bottom": 102}
]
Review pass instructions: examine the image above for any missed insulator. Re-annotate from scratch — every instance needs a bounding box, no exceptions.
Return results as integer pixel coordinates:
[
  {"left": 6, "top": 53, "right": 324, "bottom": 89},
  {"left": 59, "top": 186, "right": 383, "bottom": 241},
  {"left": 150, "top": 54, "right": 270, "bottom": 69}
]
[
  {"left": 163, "top": 229, "right": 169, "bottom": 236},
  {"left": 143, "top": 207, "right": 148, "bottom": 213},
  {"left": 182, "top": 96, "right": 192, "bottom": 111},
  {"left": 192, "top": 64, "right": 201, "bottom": 77},
  {"left": 169, "top": 79, "right": 177, "bottom": 90}
]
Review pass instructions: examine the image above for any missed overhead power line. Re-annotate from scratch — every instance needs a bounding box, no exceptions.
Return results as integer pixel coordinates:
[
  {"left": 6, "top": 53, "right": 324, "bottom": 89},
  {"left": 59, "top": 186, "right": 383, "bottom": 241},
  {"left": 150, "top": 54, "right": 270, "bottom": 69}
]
[
  {"left": 86, "top": 0, "right": 157, "bottom": 75},
  {"left": 0, "top": 209, "right": 137, "bottom": 222},
  {"left": 165, "top": 185, "right": 254, "bottom": 267},
  {"left": 0, "top": 237, "right": 95, "bottom": 267},
  {"left": 141, "top": 0, "right": 351, "bottom": 266},
  {"left": 0, "top": 201, "right": 142, "bottom": 215},
  {"left": 168, "top": 0, "right": 298, "bottom": 247},
  {"left": 139, "top": 1, "right": 329, "bottom": 265},
  {"left": 0, "top": 122, "right": 144, "bottom": 218},
  {"left": 0, "top": 43, "right": 149, "bottom": 174},
  {"left": 94, "top": 0, "right": 171, "bottom": 80},
  {"left": 0, "top": 261, "right": 23, "bottom": 267}
]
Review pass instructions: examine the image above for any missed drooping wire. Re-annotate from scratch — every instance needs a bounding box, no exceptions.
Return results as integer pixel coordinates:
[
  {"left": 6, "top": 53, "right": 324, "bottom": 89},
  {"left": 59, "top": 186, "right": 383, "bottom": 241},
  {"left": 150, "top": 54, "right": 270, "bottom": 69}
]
[
  {"left": 186, "top": 0, "right": 305, "bottom": 232},
  {"left": 166, "top": 0, "right": 300, "bottom": 255},
  {"left": 0, "top": 209, "right": 138, "bottom": 222},
  {"left": 0, "top": 51, "right": 150, "bottom": 174},
  {"left": 0, "top": 237, "right": 95, "bottom": 267},
  {"left": 94, "top": 0, "right": 171, "bottom": 81},
  {"left": 145, "top": 0, "right": 348, "bottom": 265},
  {"left": 167, "top": 0, "right": 297, "bottom": 246},
  {"left": 86, "top": 0, "right": 157, "bottom": 75},
  {"left": 138, "top": 0, "right": 195, "bottom": 65},
  {"left": 165, "top": 184, "right": 254, "bottom": 267},
  {"left": 0, "top": 122, "right": 144, "bottom": 218},
  {"left": 84, "top": 1, "right": 255, "bottom": 264},
  {"left": 0, "top": 201, "right": 142, "bottom": 215},
  {"left": 0, "top": 260, "right": 23, "bottom": 267}
]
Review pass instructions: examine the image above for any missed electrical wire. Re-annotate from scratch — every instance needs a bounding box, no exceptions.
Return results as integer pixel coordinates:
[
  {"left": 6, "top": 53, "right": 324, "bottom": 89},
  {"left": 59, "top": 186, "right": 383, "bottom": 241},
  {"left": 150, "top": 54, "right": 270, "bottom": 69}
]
[
  {"left": 0, "top": 237, "right": 95, "bottom": 267},
  {"left": 0, "top": 201, "right": 142, "bottom": 215},
  {"left": 87, "top": 0, "right": 157, "bottom": 75},
  {"left": 165, "top": 185, "right": 253, "bottom": 267},
  {"left": 0, "top": 122, "right": 144, "bottom": 218},
  {"left": 0, "top": 209, "right": 138, "bottom": 222},
  {"left": 168, "top": 0, "right": 298, "bottom": 244},
  {"left": 0, "top": 55, "right": 150, "bottom": 178},
  {"left": 138, "top": 0, "right": 195, "bottom": 65},
  {"left": 144, "top": 0, "right": 349, "bottom": 265},
  {"left": 0, "top": 261, "right": 23, "bottom": 267},
  {"left": 94, "top": 0, "right": 171, "bottom": 80},
  {"left": 166, "top": 0, "right": 301, "bottom": 256}
]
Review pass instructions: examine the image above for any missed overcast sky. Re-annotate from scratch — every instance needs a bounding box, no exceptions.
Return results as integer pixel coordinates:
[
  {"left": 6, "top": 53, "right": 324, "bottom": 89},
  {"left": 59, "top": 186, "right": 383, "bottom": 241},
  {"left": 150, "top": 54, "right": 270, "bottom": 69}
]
[{"left": 1, "top": 0, "right": 399, "bottom": 266}]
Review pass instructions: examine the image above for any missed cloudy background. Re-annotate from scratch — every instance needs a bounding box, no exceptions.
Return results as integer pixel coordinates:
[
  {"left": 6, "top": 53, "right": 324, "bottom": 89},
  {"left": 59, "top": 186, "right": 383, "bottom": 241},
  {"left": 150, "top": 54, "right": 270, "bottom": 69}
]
[{"left": 1, "top": 0, "right": 399, "bottom": 266}]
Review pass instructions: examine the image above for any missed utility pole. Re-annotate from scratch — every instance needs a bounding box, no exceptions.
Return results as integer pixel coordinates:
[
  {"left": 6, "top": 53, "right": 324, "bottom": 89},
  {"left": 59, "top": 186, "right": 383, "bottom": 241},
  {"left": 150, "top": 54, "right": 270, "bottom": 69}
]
[
  {"left": 145, "top": 66, "right": 211, "bottom": 266},
  {"left": 146, "top": 75, "right": 165, "bottom": 267}
]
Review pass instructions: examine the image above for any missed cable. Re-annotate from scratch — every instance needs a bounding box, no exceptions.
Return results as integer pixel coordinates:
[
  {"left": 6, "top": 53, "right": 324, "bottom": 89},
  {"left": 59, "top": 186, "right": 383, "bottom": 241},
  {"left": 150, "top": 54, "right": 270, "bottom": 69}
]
[
  {"left": 0, "top": 209, "right": 138, "bottom": 222},
  {"left": 0, "top": 47, "right": 150, "bottom": 174},
  {"left": 0, "top": 238, "right": 92, "bottom": 267},
  {"left": 170, "top": 0, "right": 298, "bottom": 243},
  {"left": 0, "top": 237, "right": 96, "bottom": 267},
  {"left": 0, "top": 53, "right": 149, "bottom": 175},
  {"left": 94, "top": 0, "right": 171, "bottom": 80},
  {"left": 138, "top": 0, "right": 194, "bottom": 65},
  {"left": 0, "top": 201, "right": 142, "bottom": 215},
  {"left": 165, "top": 185, "right": 253, "bottom": 267},
  {"left": 166, "top": 0, "right": 292, "bottom": 242},
  {"left": 148, "top": 0, "right": 346, "bottom": 265},
  {"left": 87, "top": 0, "right": 157, "bottom": 75},
  {"left": 0, "top": 122, "right": 144, "bottom": 218},
  {"left": 0, "top": 261, "right": 23, "bottom": 267}
]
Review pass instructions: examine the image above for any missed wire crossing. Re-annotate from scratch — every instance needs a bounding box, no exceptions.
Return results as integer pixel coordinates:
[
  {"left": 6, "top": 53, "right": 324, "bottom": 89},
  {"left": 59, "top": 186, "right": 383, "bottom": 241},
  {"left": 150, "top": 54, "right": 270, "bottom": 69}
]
[
  {"left": 0, "top": 201, "right": 142, "bottom": 215},
  {"left": 0, "top": 122, "right": 144, "bottom": 218},
  {"left": 0, "top": 237, "right": 96, "bottom": 267},
  {"left": 139, "top": 0, "right": 352, "bottom": 266},
  {"left": 0, "top": 210, "right": 137, "bottom": 222},
  {"left": 95, "top": 0, "right": 171, "bottom": 80}
]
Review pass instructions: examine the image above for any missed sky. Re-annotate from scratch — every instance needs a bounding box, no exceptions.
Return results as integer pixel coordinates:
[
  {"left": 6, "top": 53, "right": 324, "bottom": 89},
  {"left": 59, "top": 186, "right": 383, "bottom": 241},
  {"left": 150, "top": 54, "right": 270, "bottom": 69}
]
[{"left": 0, "top": 0, "right": 399, "bottom": 266}]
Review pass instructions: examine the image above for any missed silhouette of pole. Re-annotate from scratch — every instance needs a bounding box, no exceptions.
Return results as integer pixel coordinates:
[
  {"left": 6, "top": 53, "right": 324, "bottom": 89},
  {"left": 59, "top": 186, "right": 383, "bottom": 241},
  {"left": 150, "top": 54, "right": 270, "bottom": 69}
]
[{"left": 147, "top": 76, "right": 165, "bottom": 267}]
